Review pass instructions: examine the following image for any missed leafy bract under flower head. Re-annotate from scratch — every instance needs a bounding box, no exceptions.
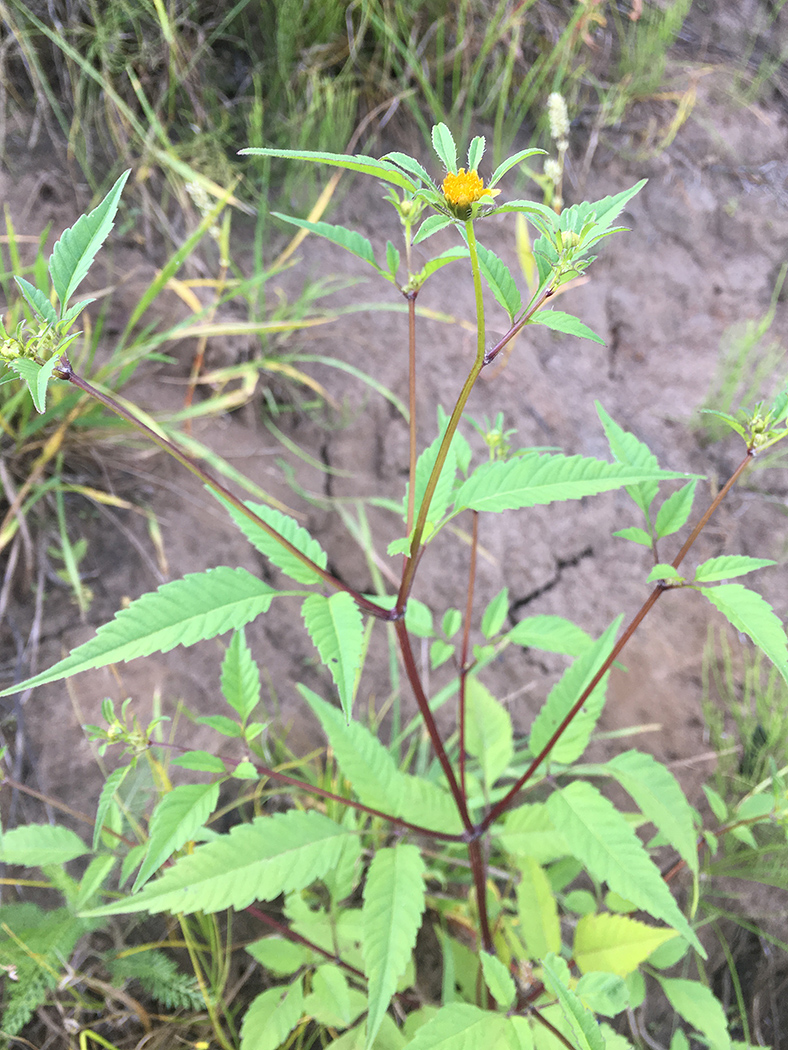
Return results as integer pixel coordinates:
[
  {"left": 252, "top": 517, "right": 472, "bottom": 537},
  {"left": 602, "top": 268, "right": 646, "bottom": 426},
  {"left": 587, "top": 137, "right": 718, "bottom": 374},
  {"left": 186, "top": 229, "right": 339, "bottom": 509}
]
[{"left": 441, "top": 167, "right": 500, "bottom": 219}]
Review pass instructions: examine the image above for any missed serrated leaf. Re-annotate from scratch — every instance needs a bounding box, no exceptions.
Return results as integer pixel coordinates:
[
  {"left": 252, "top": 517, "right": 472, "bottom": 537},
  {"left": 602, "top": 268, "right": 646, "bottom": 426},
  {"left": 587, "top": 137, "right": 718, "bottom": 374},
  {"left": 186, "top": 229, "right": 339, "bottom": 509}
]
[
  {"left": 654, "top": 481, "right": 697, "bottom": 538},
  {"left": 480, "top": 951, "right": 515, "bottom": 1009},
  {"left": 413, "top": 213, "right": 455, "bottom": 244},
  {"left": 596, "top": 402, "right": 662, "bottom": 518},
  {"left": 170, "top": 751, "right": 226, "bottom": 773},
  {"left": 82, "top": 810, "right": 354, "bottom": 917},
  {"left": 465, "top": 678, "right": 513, "bottom": 789},
  {"left": 246, "top": 936, "right": 312, "bottom": 976},
  {"left": 613, "top": 526, "right": 653, "bottom": 547},
  {"left": 467, "top": 136, "right": 485, "bottom": 171},
  {"left": 35, "top": 353, "right": 63, "bottom": 412},
  {"left": 407, "top": 1003, "right": 508, "bottom": 1050},
  {"left": 221, "top": 628, "right": 261, "bottom": 721},
  {"left": 587, "top": 180, "right": 646, "bottom": 232},
  {"left": 432, "top": 123, "right": 458, "bottom": 173},
  {"left": 516, "top": 857, "right": 561, "bottom": 960},
  {"left": 481, "top": 587, "right": 509, "bottom": 639},
  {"left": 475, "top": 242, "right": 522, "bottom": 321},
  {"left": 647, "top": 564, "right": 682, "bottom": 582},
  {"left": 420, "top": 246, "right": 467, "bottom": 280},
  {"left": 703, "top": 584, "right": 788, "bottom": 686},
  {"left": 405, "top": 424, "right": 460, "bottom": 527},
  {"left": 14, "top": 276, "right": 58, "bottom": 325},
  {"left": 297, "top": 685, "right": 403, "bottom": 814},
  {"left": 385, "top": 240, "right": 400, "bottom": 279},
  {"left": 240, "top": 981, "right": 304, "bottom": 1050},
  {"left": 302, "top": 592, "right": 363, "bottom": 720},
  {"left": 507, "top": 615, "right": 592, "bottom": 657},
  {"left": 454, "top": 454, "right": 687, "bottom": 514},
  {"left": 603, "top": 750, "right": 698, "bottom": 877},
  {"left": 383, "top": 152, "right": 434, "bottom": 185},
  {"left": 49, "top": 170, "right": 130, "bottom": 308},
  {"left": 0, "top": 824, "right": 89, "bottom": 867},
  {"left": 94, "top": 766, "right": 130, "bottom": 850},
  {"left": 363, "top": 845, "right": 426, "bottom": 1048},
  {"left": 695, "top": 555, "right": 775, "bottom": 583},
  {"left": 546, "top": 782, "right": 703, "bottom": 953},
  {"left": 529, "top": 309, "right": 604, "bottom": 345},
  {"left": 196, "top": 714, "right": 242, "bottom": 737},
  {"left": 239, "top": 148, "right": 415, "bottom": 191},
  {"left": 656, "top": 978, "right": 731, "bottom": 1050},
  {"left": 133, "top": 782, "right": 220, "bottom": 891},
  {"left": 575, "top": 972, "right": 629, "bottom": 1017},
  {"left": 305, "top": 964, "right": 367, "bottom": 1028},
  {"left": 0, "top": 567, "right": 278, "bottom": 697},
  {"left": 541, "top": 954, "right": 605, "bottom": 1050},
  {"left": 216, "top": 496, "right": 327, "bottom": 584},
  {"left": 488, "top": 148, "right": 545, "bottom": 187},
  {"left": 497, "top": 803, "right": 570, "bottom": 863},
  {"left": 396, "top": 773, "right": 463, "bottom": 835},
  {"left": 272, "top": 214, "right": 380, "bottom": 271},
  {"left": 574, "top": 913, "right": 679, "bottom": 977},
  {"left": 529, "top": 619, "right": 621, "bottom": 765},
  {"left": 703, "top": 784, "right": 728, "bottom": 823}
]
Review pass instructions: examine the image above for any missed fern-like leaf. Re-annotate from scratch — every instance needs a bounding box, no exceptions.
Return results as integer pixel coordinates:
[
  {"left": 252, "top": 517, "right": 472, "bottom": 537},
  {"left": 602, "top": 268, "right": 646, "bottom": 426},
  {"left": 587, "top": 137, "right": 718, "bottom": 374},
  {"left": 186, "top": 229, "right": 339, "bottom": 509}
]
[
  {"left": 109, "top": 949, "right": 203, "bottom": 1010},
  {"left": 0, "top": 567, "right": 279, "bottom": 697}
]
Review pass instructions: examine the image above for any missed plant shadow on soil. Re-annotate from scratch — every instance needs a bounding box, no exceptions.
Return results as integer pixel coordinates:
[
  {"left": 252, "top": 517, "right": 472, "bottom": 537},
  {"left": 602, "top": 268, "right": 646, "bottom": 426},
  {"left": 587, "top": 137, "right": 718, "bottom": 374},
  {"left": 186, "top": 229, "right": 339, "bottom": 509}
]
[{"left": 2, "top": 43, "right": 788, "bottom": 1047}]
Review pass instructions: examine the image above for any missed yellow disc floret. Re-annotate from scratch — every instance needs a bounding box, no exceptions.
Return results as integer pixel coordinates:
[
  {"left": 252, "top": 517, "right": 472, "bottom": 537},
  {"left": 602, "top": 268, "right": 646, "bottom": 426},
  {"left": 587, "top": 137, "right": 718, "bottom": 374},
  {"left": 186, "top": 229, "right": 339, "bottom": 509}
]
[{"left": 442, "top": 167, "right": 486, "bottom": 211}]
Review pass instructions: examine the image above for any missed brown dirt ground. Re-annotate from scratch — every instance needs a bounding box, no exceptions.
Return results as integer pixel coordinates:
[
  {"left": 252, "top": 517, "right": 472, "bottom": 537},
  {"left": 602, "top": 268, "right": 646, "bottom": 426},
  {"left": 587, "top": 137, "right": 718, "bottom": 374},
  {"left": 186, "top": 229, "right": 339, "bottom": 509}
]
[{"left": 2, "top": 36, "right": 788, "bottom": 1044}]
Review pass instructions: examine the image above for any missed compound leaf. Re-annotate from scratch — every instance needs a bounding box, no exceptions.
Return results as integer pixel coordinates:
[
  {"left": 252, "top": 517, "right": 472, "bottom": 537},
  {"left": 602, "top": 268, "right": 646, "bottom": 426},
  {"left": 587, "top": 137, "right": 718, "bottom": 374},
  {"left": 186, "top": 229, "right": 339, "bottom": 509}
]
[
  {"left": 302, "top": 592, "right": 363, "bottom": 720},
  {"left": 0, "top": 567, "right": 278, "bottom": 696},
  {"left": 50, "top": 170, "right": 130, "bottom": 308},
  {"left": 703, "top": 584, "right": 788, "bottom": 686},
  {"left": 454, "top": 454, "right": 687, "bottom": 514},
  {"left": 133, "top": 782, "right": 220, "bottom": 891},
  {"left": 363, "top": 845, "right": 426, "bottom": 1048},
  {"left": 546, "top": 782, "right": 703, "bottom": 954},
  {"left": 82, "top": 810, "right": 354, "bottom": 917}
]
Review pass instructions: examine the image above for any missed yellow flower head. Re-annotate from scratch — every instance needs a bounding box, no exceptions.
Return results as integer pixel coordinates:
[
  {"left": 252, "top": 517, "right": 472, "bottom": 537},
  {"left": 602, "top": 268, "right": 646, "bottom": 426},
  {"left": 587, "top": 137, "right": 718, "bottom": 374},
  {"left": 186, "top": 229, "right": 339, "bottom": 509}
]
[{"left": 442, "top": 167, "right": 486, "bottom": 211}]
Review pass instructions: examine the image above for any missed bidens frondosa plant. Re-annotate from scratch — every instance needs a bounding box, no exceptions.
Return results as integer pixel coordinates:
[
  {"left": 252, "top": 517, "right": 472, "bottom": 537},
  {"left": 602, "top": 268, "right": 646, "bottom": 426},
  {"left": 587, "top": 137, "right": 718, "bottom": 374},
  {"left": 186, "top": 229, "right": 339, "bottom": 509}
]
[{"left": 1, "top": 124, "right": 788, "bottom": 1049}]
